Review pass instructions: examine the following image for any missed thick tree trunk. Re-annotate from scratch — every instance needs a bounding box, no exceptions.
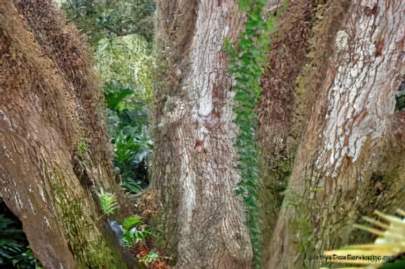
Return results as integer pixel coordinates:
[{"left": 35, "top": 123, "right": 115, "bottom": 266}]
[
  {"left": 152, "top": 0, "right": 252, "bottom": 268},
  {"left": 264, "top": 0, "right": 405, "bottom": 268},
  {"left": 0, "top": 1, "right": 131, "bottom": 268}
]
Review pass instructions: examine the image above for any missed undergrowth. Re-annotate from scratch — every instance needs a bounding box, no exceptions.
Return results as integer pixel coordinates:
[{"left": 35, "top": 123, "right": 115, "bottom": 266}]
[
  {"left": 95, "top": 35, "right": 154, "bottom": 194},
  {"left": 0, "top": 202, "right": 41, "bottom": 269},
  {"left": 96, "top": 191, "right": 169, "bottom": 268},
  {"left": 225, "top": 0, "right": 285, "bottom": 267}
]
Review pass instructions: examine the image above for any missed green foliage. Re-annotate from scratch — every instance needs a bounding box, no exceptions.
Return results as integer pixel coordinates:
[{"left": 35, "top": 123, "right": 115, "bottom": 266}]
[
  {"left": 0, "top": 214, "right": 40, "bottom": 269},
  {"left": 60, "top": 0, "right": 155, "bottom": 45},
  {"left": 106, "top": 91, "right": 152, "bottom": 193},
  {"left": 61, "top": 9, "right": 155, "bottom": 197},
  {"left": 113, "top": 127, "right": 151, "bottom": 175},
  {"left": 225, "top": 1, "right": 281, "bottom": 267},
  {"left": 95, "top": 35, "right": 154, "bottom": 99},
  {"left": 122, "top": 215, "right": 143, "bottom": 231},
  {"left": 120, "top": 176, "right": 143, "bottom": 194},
  {"left": 120, "top": 215, "right": 152, "bottom": 247},
  {"left": 108, "top": 215, "right": 160, "bottom": 264},
  {"left": 122, "top": 228, "right": 151, "bottom": 247},
  {"left": 61, "top": 0, "right": 155, "bottom": 195},
  {"left": 105, "top": 86, "right": 133, "bottom": 112},
  {"left": 97, "top": 189, "right": 119, "bottom": 216},
  {"left": 95, "top": 35, "right": 154, "bottom": 194}
]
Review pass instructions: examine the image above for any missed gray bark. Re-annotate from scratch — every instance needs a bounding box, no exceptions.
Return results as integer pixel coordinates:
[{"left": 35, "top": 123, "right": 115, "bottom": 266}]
[
  {"left": 152, "top": 0, "right": 252, "bottom": 268},
  {"left": 265, "top": 0, "right": 405, "bottom": 268}
]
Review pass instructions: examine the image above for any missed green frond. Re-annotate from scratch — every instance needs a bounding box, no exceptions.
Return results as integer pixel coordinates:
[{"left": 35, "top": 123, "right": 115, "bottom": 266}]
[
  {"left": 122, "top": 215, "right": 143, "bottom": 231},
  {"left": 97, "top": 189, "right": 119, "bottom": 216}
]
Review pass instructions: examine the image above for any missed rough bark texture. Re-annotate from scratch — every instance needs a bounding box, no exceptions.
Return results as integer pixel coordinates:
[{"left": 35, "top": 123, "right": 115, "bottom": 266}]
[
  {"left": 0, "top": 1, "right": 132, "bottom": 268},
  {"left": 265, "top": 0, "right": 405, "bottom": 268},
  {"left": 257, "top": 1, "right": 316, "bottom": 262},
  {"left": 152, "top": 0, "right": 252, "bottom": 268}
]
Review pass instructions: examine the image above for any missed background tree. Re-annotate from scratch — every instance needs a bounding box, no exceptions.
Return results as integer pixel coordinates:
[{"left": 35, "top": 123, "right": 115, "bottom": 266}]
[
  {"left": 0, "top": 1, "right": 134, "bottom": 267},
  {"left": 59, "top": 0, "right": 155, "bottom": 45}
]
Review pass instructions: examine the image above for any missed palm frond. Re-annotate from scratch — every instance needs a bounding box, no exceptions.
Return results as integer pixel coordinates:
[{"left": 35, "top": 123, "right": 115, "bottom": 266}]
[{"left": 322, "top": 209, "right": 405, "bottom": 269}]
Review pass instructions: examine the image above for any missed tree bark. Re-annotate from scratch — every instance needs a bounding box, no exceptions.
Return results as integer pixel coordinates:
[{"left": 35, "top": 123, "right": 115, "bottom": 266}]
[
  {"left": 264, "top": 0, "right": 405, "bottom": 268},
  {"left": 257, "top": 0, "right": 316, "bottom": 263},
  {"left": 152, "top": 0, "right": 252, "bottom": 268},
  {"left": 0, "top": 1, "right": 132, "bottom": 268}
]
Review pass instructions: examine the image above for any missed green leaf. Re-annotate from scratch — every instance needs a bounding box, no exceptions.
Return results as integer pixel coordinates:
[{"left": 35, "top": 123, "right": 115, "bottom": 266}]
[
  {"left": 122, "top": 215, "right": 143, "bottom": 230},
  {"left": 105, "top": 86, "right": 133, "bottom": 111}
]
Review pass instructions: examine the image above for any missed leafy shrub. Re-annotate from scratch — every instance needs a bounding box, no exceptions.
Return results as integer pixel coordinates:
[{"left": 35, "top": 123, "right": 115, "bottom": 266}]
[
  {"left": 122, "top": 215, "right": 143, "bottom": 231},
  {"left": 95, "top": 35, "right": 154, "bottom": 194},
  {"left": 120, "top": 215, "right": 152, "bottom": 247},
  {"left": 96, "top": 35, "right": 154, "bottom": 99},
  {"left": 123, "top": 228, "right": 151, "bottom": 248}
]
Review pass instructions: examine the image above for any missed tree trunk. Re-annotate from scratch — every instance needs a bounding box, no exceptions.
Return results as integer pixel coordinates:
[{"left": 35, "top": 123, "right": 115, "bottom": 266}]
[
  {"left": 263, "top": 0, "right": 405, "bottom": 268},
  {"left": 257, "top": 0, "right": 316, "bottom": 263},
  {"left": 0, "top": 1, "right": 132, "bottom": 268},
  {"left": 152, "top": 0, "right": 252, "bottom": 268}
]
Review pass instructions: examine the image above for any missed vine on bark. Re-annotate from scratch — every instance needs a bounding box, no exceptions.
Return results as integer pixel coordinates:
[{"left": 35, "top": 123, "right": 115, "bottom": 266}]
[{"left": 225, "top": 0, "right": 285, "bottom": 266}]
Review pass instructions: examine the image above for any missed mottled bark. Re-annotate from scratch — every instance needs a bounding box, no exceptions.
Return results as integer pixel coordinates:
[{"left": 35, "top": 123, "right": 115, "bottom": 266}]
[
  {"left": 265, "top": 0, "right": 405, "bottom": 268},
  {"left": 152, "top": 0, "right": 252, "bottom": 268},
  {"left": 0, "top": 1, "right": 131, "bottom": 268}
]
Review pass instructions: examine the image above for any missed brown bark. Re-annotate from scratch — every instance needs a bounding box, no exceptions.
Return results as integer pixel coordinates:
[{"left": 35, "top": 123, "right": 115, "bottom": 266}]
[
  {"left": 152, "top": 0, "right": 252, "bottom": 268},
  {"left": 264, "top": 0, "right": 405, "bottom": 268},
  {"left": 257, "top": 1, "right": 316, "bottom": 262},
  {"left": 0, "top": 1, "right": 131, "bottom": 268}
]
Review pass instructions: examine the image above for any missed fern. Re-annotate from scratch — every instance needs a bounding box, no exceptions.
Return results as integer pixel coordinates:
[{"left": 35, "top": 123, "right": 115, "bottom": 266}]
[{"left": 97, "top": 189, "right": 119, "bottom": 216}]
